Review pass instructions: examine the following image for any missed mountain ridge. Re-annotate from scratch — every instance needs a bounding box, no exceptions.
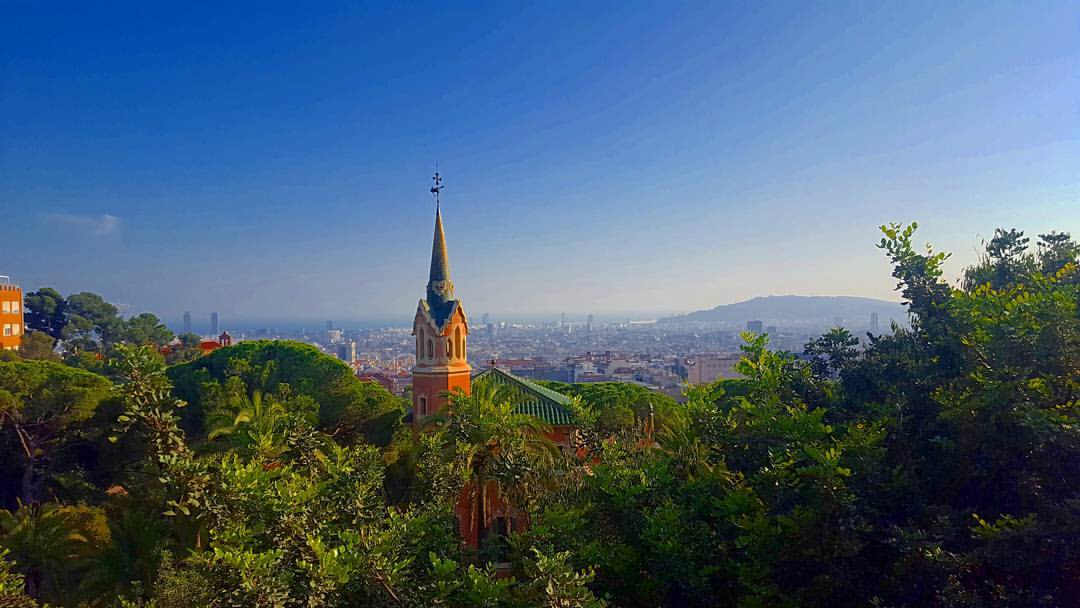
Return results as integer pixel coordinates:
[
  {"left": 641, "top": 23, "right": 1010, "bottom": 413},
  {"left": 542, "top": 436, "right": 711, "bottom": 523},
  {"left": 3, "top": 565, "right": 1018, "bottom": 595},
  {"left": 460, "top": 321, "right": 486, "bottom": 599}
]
[{"left": 660, "top": 295, "right": 907, "bottom": 327}]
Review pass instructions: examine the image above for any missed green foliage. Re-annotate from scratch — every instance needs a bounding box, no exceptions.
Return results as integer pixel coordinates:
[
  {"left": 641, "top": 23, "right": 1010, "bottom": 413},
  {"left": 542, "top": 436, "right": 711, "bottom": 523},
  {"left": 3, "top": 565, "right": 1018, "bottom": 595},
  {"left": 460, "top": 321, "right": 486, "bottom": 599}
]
[
  {"left": 24, "top": 288, "right": 181, "bottom": 360},
  {"left": 0, "top": 360, "right": 112, "bottom": 504},
  {"left": 434, "top": 383, "right": 562, "bottom": 552},
  {"left": 168, "top": 340, "right": 403, "bottom": 439},
  {"left": 804, "top": 326, "right": 860, "bottom": 379},
  {"left": 540, "top": 381, "right": 679, "bottom": 435},
  {"left": 23, "top": 288, "right": 67, "bottom": 341},
  {"left": 62, "top": 292, "right": 123, "bottom": 353},
  {"left": 0, "top": 548, "right": 38, "bottom": 607},
  {"left": 120, "top": 313, "right": 175, "bottom": 348},
  {"left": 0, "top": 502, "right": 110, "bottom": 605},
  {"left": 111, "top": 344, "right": 190, "bottom": 464},
  {"left": 5, "top": 224, "right": 1080, "bottom": 607},
  {"left": 17, "top": 332, "right": 60, "bottom": 362}
]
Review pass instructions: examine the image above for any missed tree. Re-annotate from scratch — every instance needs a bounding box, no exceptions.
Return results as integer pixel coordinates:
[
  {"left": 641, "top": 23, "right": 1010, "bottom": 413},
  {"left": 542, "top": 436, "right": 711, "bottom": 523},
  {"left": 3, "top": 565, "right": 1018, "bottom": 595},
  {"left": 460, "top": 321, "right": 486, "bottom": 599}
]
[
  {"left": 22, "top": 289, "right": 66, "bottom": 341},
  {"left": 16, "top": 333, "right": 58, "bottom": 362},
  {"left": 804, "top": 326, "right": 860, "bottom": 379},
  {"left": 205, "top": 388, "right": 318, "bottom": 460},
  {"left": 0, "top": 548, "right": 38, "bottom": 607},
  {"left": 540, "top": 381, "right": 679, "bottom": 435},
  {"left": 0, "top": 502, "right": 110, "bottom": 603},
  {"left": 169, "top": 340, "right": 402, "bottom": 438},
  {"left": 120, "top": 313, "right": 174, "bottom": 347},
  {"left": 1036, "top": 231, "right": 1079, "bottom": 277},
  {"left": 437, "top": 383, "right": 561, "bottom": 557},
  {"left": 62, "top": 292, "right": 122, "bottom": 352},
  {"left": 0, "top": 361, "right": 111, "bottom": 503},
  {"left": 109, "top": 344, "right": 197, "bottom": 518}
]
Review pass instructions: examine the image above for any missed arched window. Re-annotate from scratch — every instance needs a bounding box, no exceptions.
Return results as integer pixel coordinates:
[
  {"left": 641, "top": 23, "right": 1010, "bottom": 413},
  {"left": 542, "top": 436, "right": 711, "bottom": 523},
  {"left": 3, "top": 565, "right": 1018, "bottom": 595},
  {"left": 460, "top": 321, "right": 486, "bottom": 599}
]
[
  {"left": 417, "top": 328, "right": 424, "bottom": 356},
  {"left": 454, "top": 327, "right": 463, "bottom": 360},
  {"left": 446, "top": 338, "right": 452, "bottom": 358},
  {"left": 419, "top": 396, "right": 427, "bottom": 416},
  {"left": 426, "top": 339, "right": 434, "bottom": 359}
]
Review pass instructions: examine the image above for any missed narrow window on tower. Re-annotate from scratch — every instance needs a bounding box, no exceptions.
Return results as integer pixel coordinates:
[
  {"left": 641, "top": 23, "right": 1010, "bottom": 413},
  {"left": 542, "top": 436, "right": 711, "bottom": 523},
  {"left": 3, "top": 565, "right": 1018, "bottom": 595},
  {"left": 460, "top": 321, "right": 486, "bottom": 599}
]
[
  {"left": 427, "top": 339, "right": 434, "bottom": 359},
  {"left": 446, "top": 339, "right": 452, "bottom": 358},
  {"left": 419, "top": 396, "right": 427, "bottom": 416},
  {"left": 418, "top": 328, "right": 425, "bottom": 358},
  {"left": 454, "top": 327, "right": 462, "bottom": 360}
]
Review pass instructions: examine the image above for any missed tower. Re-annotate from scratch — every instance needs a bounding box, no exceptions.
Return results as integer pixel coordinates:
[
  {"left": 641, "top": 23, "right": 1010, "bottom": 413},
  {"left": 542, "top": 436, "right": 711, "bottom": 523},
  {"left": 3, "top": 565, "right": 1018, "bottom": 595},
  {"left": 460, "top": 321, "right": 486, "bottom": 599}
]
[
  {"left": 0, "top": 276, "right": 23, "bottom": 351},
  {"left": 412, "top": 172, "right": 470, "bottom": 426},
  {"left": 210, "top": 311, "right": 219, "bottom": 335},
  {"left": 183, "top": 311, "right": 192, "bottom": 334}
]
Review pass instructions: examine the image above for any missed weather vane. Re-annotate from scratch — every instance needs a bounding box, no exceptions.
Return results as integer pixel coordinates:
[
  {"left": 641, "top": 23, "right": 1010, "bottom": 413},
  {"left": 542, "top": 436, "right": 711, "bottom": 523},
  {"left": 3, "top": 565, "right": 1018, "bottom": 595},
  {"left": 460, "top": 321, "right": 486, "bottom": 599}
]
[{"left": 430, "top": 164, "right": 444, "bottom": 209}]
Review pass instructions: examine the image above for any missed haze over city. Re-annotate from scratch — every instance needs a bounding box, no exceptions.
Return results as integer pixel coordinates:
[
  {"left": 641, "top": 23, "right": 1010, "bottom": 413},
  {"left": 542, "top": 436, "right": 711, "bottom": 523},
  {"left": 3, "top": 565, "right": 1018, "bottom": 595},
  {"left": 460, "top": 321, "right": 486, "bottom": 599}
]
[
  {"left": 5, "top": 2, "right": 1080, "bottom": 606},
  {"left": 3, "top": 2, "right": 1078, "bottom": 323}
]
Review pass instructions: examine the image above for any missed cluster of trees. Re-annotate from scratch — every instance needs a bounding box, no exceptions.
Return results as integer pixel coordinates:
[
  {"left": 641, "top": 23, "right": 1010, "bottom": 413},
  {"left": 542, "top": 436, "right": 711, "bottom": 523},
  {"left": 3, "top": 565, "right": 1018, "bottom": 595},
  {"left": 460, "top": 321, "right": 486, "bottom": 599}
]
[
  {"left": 19, "top": 289, "right": 207, "bottom": 367},
  {"left": 0, "top": 223, "right": 1076, "bottom": 607}
]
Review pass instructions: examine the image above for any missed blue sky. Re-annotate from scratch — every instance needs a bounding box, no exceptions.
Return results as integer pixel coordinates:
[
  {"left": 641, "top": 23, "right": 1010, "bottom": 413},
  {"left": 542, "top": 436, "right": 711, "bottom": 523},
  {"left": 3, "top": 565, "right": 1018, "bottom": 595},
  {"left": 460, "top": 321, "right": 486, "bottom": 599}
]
[{"left": 2, "top": 2, "right": 1078, "bottom": 324}]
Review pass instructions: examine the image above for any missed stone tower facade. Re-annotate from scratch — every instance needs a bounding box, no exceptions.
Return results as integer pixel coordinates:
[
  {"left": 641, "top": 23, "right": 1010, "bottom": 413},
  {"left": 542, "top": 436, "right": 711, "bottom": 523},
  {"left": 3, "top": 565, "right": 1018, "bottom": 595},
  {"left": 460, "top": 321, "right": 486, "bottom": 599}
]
[{"left": 411, "top": 203, "right": 470, "bottom": 426}]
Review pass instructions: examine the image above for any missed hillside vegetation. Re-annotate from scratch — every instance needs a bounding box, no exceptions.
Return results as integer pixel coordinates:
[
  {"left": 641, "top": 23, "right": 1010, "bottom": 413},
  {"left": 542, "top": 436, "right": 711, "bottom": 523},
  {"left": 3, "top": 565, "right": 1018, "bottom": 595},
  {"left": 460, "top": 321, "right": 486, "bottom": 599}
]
[{"left": 0, "top": 223, "right": 1076, "bottom": 607}]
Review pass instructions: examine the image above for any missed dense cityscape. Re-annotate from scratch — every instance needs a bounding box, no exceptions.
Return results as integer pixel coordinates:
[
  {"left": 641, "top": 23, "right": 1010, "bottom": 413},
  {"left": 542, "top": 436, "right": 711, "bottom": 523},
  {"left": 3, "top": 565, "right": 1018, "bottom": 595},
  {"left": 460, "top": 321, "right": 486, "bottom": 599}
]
[{"left": 161, "top": 306, "right": 897, "bottom": 402}]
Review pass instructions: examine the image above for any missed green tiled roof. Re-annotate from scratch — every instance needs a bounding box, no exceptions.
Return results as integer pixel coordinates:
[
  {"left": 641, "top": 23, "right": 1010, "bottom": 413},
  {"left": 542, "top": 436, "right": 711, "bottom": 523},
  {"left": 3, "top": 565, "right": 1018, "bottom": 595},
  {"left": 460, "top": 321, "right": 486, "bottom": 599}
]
[{"left": 473, "top": 367, "right": 575, "bottom": 426}]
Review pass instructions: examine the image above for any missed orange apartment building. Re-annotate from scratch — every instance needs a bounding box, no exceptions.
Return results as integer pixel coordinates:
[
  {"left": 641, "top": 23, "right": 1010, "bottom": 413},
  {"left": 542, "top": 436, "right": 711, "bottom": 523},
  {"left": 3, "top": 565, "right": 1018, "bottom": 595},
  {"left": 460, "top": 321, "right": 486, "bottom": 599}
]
[{"left": 0, "top": 276, "right": 23, "bottom": 351}]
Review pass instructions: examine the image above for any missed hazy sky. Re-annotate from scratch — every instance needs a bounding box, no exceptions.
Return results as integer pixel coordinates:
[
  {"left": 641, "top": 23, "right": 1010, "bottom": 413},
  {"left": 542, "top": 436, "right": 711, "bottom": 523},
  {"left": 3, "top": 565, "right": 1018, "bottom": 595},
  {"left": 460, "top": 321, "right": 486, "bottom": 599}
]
[{"left": 2, "top": 2, "right": 1078, "bottom": 324}]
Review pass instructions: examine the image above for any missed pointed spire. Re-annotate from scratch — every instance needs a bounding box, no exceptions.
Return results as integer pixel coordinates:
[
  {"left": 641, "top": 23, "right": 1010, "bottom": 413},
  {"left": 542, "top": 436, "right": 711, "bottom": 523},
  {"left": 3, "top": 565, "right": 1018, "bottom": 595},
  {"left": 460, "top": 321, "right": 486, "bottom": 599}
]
[
  {"left": 429, "top": 203, "right": 451, "bottom": 284},
  {"left": 425, "top": 170, "right": 455, "bottom": 325}
]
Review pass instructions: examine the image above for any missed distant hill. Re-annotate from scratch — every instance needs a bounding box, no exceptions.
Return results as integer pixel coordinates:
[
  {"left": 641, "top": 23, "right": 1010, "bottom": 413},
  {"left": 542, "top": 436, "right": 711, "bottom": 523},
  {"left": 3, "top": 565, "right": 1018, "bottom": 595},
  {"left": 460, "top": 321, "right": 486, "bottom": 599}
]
[{"left": 660, "top": 295, "right": 907, "bottom": 328}]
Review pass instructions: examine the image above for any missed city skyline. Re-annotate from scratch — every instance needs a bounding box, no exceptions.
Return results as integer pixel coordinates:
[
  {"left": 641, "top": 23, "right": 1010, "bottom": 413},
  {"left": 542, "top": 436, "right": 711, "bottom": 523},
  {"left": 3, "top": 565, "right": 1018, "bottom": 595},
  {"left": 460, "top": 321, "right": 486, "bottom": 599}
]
[{"left": 3, "top": 3, "right": 1078, "bottom": 320}]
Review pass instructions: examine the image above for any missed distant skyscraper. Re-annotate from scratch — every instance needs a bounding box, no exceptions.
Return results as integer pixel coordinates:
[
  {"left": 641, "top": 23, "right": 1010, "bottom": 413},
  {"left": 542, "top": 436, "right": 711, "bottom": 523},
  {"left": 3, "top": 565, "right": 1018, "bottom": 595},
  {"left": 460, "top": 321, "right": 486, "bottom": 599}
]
[
  {"left": 336, "top": 340, "right": 356, "bottom": 363},
  {"left": 183, "top": 311, "right": 191, "bottom": 334},
  {"left": 210, "top": 312, "right": 219, "bottom": 335},
  {"left": 586, "top": 314, "right": 594, "bottom": 334},
  {"left": 560, "top": 312, "right": 566, "bottom": 329},
  {"left": 326, "top": 320, "right": 334, "bottom": 331},
  {"left": 870, "top": 312, "right": 880, "bottom": 334},
  {"left": 481, "top": 313, "right": 489, "bottom": 326},
  {"left": 746, "top": 319, "right": 763, "bottom": 334},
  {"left": 765, "top": 325, "right": 777, "bottom": 336}
]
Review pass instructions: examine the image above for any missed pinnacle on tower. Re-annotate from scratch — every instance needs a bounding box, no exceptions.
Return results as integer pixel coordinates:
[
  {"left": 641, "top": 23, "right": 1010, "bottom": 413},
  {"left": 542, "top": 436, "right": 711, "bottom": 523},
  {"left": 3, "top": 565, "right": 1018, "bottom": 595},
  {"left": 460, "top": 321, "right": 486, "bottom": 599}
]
[{"left": 425, "top": 170, "right": 456, "bottom": 326}]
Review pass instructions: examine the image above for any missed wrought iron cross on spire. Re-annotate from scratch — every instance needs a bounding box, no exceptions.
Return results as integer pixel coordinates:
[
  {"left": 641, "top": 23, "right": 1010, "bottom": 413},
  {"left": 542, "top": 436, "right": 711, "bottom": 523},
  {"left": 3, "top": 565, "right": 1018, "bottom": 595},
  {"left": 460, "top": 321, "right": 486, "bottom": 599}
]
[{"left": 430, "top": 166, "right": 444, "bottom": 209}]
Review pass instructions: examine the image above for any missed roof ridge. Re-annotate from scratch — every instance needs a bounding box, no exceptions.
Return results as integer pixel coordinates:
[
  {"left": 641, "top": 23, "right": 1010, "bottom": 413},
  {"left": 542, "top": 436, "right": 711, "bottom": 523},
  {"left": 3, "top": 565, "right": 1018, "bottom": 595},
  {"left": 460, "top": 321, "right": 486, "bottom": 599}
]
[
  {"left": 508, "top": 372, "right": 573, "bottom": 406},
  {"left": 473, "top": 367, "right": 575, "bottom": 425}
]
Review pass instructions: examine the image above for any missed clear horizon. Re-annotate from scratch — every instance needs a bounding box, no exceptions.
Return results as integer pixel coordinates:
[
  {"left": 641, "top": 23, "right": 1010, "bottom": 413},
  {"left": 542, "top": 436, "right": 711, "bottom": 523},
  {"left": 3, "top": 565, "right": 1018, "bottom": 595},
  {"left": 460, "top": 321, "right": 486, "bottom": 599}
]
[
  {"left": 160, "top": 293, "right": 908, "bottom": 333},
  {"left": 3, "top": 3, "right": 1078, "bottom": 320}
]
